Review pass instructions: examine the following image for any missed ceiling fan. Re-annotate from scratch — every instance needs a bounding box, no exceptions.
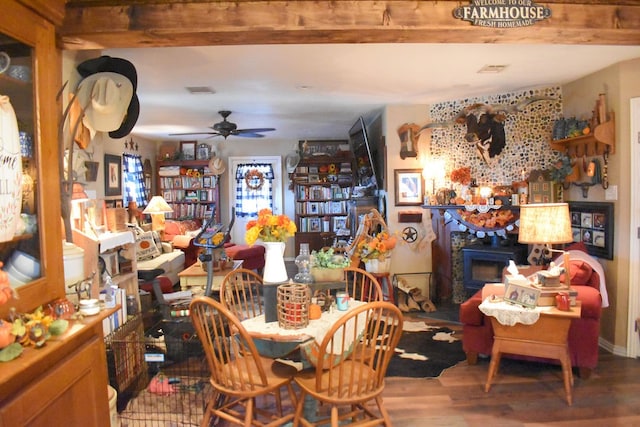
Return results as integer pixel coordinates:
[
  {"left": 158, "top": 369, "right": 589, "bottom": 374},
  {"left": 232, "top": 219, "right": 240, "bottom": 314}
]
[{"left": 170, "top": 110, "right": 276, "bottom": 139}]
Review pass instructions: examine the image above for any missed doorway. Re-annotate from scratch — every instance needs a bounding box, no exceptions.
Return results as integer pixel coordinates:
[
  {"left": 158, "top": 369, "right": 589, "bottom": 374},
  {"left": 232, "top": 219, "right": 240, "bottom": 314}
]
[
  {"left": 628, "top": 97, "right": 640, "bottom": 358},
  {"left": 227, "top": 156, "right": 283, "bottom": 246}
]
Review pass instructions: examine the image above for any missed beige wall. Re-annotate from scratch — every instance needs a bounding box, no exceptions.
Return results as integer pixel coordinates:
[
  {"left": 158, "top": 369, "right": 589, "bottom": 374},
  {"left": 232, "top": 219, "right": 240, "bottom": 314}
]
[{"left": 563, "top": 58, "right": 640, "bottom": 351}]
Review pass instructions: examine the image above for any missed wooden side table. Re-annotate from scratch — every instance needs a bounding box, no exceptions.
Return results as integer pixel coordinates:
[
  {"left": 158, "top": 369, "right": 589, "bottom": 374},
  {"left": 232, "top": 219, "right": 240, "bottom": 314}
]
[
  {"left": 178, "top": 260, "right": 243, "bottom": 291},
  {"left": 484, "top": 302, "right": 582, "bottom": 405}
]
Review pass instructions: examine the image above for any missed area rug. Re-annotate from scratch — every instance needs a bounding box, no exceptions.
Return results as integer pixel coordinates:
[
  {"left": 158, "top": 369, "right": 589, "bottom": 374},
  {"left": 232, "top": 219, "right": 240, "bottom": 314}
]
[{"left": 385, "top": 320, "right": 466, "bottom": 378}]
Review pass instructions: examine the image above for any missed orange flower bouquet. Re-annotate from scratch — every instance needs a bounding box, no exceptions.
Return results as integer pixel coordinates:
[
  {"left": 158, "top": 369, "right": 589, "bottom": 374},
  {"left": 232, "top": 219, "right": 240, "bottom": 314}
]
[
  {"left": 355, "top": 231, "right": 398, "bottom": 261},
  {"left": 245, "top": 208, "right": 297, "bottom": 245},
  {"left": 450, "top": 166, "right": 472, "bottom": 185}
]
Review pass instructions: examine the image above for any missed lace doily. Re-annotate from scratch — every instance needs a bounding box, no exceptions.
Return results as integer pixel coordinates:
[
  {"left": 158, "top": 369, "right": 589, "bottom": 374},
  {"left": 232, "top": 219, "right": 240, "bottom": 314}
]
[{"left": 479, "top": 298, "right": 541, "bottom": 326}]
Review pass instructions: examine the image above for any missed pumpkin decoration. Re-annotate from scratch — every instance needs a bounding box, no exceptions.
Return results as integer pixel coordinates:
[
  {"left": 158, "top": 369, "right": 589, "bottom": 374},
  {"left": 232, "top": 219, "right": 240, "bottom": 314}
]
[
  {"left": 0, "top": 262, "right": 15, "bottom": 306},
  {"left": 0, "top": 320, "right": 15, "bottom": 349}
]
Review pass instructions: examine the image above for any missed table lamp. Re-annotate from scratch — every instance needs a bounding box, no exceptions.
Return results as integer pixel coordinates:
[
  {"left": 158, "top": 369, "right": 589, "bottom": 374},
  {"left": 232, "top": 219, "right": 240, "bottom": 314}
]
[
  {"left": 518, "top": 202, "right": 573, "bottom": 287},
  {"left": 142, "top": 196, "right": 173, "bottom": 236}
]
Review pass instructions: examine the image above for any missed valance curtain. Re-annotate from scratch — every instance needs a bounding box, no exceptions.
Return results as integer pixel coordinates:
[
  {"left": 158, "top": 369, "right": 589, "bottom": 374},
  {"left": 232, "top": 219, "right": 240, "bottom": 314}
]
[
  {"left": 235, "top": 163, "right": 274, "bottom": 218},
  {"left": 123, "top": 153, "right": 148, "bottom": 208}
]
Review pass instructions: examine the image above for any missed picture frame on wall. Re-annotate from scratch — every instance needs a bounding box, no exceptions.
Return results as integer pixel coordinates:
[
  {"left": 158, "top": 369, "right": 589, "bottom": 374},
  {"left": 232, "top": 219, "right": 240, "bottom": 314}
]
[
  {"left": 180, "top": 141, "right": 197, "bottom": 160},
  {"left": 394, "top": 169, "right": 424, "bottom": 206},
  {"left": 568, "top": 202, "right": 614, "bottom": 259},
  {"left": 104, "top": 154, "right": 122, "bottom": 196},
  {"left": 197, "top": 143, "right": 211, "bottom": 160}
]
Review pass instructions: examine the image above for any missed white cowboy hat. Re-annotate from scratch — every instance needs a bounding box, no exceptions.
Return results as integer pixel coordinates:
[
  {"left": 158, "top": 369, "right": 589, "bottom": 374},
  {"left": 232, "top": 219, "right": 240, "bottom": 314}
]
[
  {"left": 285, "top": 152, "right": 300, "bottom": 173},
  {"left": 76, "top": 72, "right": 133, "bottom": 134},
  {"left": 208, "top": 156, "right": 226, "bottom": 176}
]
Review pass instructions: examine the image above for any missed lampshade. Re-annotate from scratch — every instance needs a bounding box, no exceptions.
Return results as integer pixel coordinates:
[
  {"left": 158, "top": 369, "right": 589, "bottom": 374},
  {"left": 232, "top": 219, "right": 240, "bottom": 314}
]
[
  {"left": 142, "top": 196, "right": 173, "bottom": 214},
  {"left": 518, "top": 203, "right": 572, "bottom": 244}
]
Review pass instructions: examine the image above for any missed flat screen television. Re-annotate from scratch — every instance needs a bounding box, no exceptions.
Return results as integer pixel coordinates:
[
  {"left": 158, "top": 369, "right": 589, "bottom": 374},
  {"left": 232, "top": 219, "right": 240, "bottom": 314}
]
[{"left": 348, "top": 114, "right": 383, "bottom": 191}]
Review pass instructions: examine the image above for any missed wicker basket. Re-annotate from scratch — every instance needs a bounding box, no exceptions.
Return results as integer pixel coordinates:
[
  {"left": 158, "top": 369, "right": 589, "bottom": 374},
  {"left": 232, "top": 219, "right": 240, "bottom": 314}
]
[{"left": 277, "top": 283, "right": 311, "bottom": 329}]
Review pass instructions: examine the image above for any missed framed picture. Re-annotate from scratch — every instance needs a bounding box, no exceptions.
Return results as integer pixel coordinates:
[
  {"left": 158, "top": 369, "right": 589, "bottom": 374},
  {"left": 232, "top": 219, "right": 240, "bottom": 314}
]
[
  {"left": 199, "top": 190, "right": 209, "bottom": 202},
  {"left": 504, "top": 282, "right": 540, "bottom": 309},
  {"left": 308, "top": 174, "right": 319, "bottom": 183},
  {"left": 203, "top": 176, "right": 212, "bottom": 188},
  {"left": 163, "top": 191, "right": 172, "bottom": 202},
  {"left": 333, "top": 216, "right": 347, "bottom": 231},
  {"left": 394, "top": 169, "right": 424, "bottom": 206},
  {"left": 308, "top": 166, "right": 319, "bottom": 174},
  {"left": 309, "top": 217, "right": 321, "bottom": 232},
  {"left": 104, "top": 154, "right": 122, "bottom": 196},
  {"left": 180, "top": 141, "right": 196, "bottom": 160},
  {"left": 568, "top": 202, "right": 614, "bottom": 259},
  {"left": 173, "top": 177, "right": 182, "bottom": 188},
  {"left": 308, "top": 202, "right": 319, "bottom": 215},
  {"left": 185, "top": 189, "right": 199, "bottom": 201},
  {"left": 197, "top": 143, "right": 211, "bottom": 160}
]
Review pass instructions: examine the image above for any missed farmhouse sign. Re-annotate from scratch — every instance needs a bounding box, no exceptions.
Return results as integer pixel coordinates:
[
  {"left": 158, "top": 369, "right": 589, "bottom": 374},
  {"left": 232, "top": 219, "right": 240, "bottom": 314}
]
[{"left": 453, "top": 0, "right": 552, "bottom": 28}]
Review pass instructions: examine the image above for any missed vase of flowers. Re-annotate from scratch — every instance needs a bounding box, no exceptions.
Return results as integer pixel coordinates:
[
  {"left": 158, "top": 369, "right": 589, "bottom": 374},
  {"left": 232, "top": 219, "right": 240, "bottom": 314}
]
[
  {"left": 245, "top": 208, "right": 297, "bottom": 284},
  {"left": 355, "top": 231, "right": 397, "bottom": 273}
]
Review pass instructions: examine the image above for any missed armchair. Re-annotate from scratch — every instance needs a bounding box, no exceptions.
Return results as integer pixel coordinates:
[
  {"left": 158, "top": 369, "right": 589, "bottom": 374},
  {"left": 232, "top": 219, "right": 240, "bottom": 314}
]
[{"left": 459, "top": 245, "right": 607, "bottom": 379}]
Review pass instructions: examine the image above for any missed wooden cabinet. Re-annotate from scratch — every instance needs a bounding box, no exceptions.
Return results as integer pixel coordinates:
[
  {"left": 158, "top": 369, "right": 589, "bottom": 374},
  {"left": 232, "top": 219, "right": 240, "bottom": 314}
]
[
  {"left": 0, "top": 313, "right": 112, "bottom": 426},
  {"left": 157, "top": 159, "right": 220, "bottom": 223},
  {"left": 0, "top": 2, "right": 110, "bottom": 424},
  {"left": 292, "top": 141, "right": 354, "bottom": 252}
]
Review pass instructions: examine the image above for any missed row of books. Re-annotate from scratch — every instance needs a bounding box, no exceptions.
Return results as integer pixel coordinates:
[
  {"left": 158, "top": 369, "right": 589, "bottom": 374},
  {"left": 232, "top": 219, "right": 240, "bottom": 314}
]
[
  {"left": 101, "top": 287, "right": 128, "bottom": 337},
  {"left": 295, "top": 185, "right": 350, "bottom": 200},
  {"left": 159, "top": 175, "right": 216, "bottom": 190},
  {"left": 295, "top": 200, "right": 348, "bottom": 215},
  {"left": 165, "top": 202, "right": 214, "bottom": 219},
  {"left": 162, "top": 188, "right": 216, "bottom": 202}
]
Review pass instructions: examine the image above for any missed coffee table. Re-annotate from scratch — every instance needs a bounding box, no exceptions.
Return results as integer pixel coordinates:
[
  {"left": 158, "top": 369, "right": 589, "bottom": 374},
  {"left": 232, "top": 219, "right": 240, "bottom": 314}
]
[
  {"left": 178, "top": 260, "right": 243, "bottom": 292},
  {"left": 482, "top": 301, "right": 581, "bottom": 405}
]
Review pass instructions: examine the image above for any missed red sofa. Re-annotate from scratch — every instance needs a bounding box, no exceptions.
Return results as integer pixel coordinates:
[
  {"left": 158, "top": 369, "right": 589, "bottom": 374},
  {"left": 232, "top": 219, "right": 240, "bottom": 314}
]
[{"left": 459, "top": 247, "right": 606, "bottom": 378}]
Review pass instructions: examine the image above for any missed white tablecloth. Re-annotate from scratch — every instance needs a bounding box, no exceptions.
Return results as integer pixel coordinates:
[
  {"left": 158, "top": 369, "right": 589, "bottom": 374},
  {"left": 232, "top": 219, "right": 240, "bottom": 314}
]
[
  {"left": 479, "top": 298, "right": 555, "bottom": 326},
  {"left": 242, "top": 300, "right": 367, "bottom": 354}
]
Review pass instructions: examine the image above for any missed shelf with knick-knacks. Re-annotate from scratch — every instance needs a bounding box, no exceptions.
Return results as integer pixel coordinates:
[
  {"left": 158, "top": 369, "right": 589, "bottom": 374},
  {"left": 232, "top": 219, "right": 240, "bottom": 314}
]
[{"left": 550, "top": 113, "right": 615, "bottom": 159}]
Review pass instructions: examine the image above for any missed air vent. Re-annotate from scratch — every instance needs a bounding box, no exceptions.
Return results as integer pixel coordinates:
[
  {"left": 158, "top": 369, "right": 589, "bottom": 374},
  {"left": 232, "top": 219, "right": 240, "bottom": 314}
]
[
  {"left": 478, "top": 64, "right": 508, "bottom": 74},
  {"left": 185, "top": 86, "right": 216, "bottom": 94}
]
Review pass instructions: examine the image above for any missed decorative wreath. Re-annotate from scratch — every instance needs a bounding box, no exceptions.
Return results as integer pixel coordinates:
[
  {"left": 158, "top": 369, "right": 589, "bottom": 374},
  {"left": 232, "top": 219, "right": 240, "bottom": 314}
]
[{"left": 245, "top": 169, "right": 265, "bottom": 190}]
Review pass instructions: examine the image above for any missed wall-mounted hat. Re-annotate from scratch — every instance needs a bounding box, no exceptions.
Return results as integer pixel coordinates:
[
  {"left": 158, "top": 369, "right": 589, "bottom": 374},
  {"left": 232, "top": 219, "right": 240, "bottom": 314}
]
[
  {"left": 208, "top": 156, "right": 226, "bottom": 176},
  {"left": 285, "top": 152, "right": 300, "bottom": 173},
  {"left": 77, "top": 56, "right": 139, "bottom": 138},
  {"left": 76, "top": 72, "right": 133, "bottom": 133},
  {"left": 77, "top": 56, "right": 137, "bottom": 89}
]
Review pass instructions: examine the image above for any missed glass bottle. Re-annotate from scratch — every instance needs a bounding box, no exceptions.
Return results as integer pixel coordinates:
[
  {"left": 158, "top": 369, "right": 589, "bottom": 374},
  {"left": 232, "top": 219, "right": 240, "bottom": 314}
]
[{"left": 294, "top": 243, "right": 313, "bottom": 284}]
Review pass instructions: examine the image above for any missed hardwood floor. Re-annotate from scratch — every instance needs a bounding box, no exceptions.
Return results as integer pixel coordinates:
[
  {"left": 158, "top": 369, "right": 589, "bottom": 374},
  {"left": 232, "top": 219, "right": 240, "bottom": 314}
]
[
  {"left": 384, "top": 349, "right": 640, "bottom": 426},
  {"left": 184, "top": 309, "right": 640, "bottom": 426}
]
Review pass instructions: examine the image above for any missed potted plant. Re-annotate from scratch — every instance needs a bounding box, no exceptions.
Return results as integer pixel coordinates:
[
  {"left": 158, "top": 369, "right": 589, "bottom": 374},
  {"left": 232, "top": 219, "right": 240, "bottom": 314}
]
[{"left": 310, "top": 247, "right": 350, "bottom": 282}]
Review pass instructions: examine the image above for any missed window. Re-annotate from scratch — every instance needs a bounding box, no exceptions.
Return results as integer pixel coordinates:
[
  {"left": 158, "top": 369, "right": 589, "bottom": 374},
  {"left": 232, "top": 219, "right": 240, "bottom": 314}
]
[
  {"left": 122, "top": 153, "right": 149, "bottom": 208},
  {"left": 235, "top": 163, "right": 274, "bottom": 218}
]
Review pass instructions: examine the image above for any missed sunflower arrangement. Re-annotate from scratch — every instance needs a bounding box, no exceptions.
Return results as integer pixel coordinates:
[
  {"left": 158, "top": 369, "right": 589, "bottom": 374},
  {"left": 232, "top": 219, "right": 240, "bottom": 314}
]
[
  {"left": 245, "top": 208, "right": 297, "bottom": 245},
  {"left": 355, "top": 231, "right": 398, "bottom": 261}
]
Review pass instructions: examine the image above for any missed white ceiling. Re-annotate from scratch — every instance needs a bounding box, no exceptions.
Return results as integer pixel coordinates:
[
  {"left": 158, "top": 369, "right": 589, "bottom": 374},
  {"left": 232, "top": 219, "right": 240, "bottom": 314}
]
[{"left": 103, "top": 43, "right": 640, "bottom": 143}]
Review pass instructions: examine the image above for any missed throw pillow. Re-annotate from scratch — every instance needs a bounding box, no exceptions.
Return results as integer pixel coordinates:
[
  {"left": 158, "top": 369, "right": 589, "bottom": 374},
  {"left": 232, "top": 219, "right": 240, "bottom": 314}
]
[{"left": 136, "top": 230, "right": 161, "bottom": 261}]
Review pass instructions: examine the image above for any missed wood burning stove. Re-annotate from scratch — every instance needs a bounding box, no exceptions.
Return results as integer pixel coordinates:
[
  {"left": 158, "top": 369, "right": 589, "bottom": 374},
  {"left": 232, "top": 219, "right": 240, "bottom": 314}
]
[{"left": 462, "top": 241, "right": 528, "bottom": 295}]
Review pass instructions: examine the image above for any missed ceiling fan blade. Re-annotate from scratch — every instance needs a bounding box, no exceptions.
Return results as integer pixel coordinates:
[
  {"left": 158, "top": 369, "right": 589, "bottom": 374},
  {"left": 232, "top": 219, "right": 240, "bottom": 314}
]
[
  {"left": 232, "top": 132, "right": 267, "bottom": 138},
  {"left": 169, "top": 131, "right": 221, "bottom": 136},
  {"left": 234, "top": 128, "right": 276, "bottom": 134}
]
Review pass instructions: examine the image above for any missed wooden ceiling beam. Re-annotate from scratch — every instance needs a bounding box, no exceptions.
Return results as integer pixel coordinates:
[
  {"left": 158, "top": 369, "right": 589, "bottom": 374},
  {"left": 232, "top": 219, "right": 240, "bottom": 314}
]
[{"left": 59, "top": 1, "right": 640, "bottom": 50}]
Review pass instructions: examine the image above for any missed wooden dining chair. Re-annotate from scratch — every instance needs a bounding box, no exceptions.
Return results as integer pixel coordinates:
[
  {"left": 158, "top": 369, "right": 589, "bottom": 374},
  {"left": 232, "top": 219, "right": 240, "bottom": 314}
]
[
  {"left": 293, "top": 300, "right": 403, "bottom": 427},
  {"left": 189, "top": 296, "right": 298, "bottom": 427},
  {"left": 343, "top": 266, "right": 384, "bottom": 302},
  {"left": 219, "top": 267, "right": 264, "bottom": 320}
]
